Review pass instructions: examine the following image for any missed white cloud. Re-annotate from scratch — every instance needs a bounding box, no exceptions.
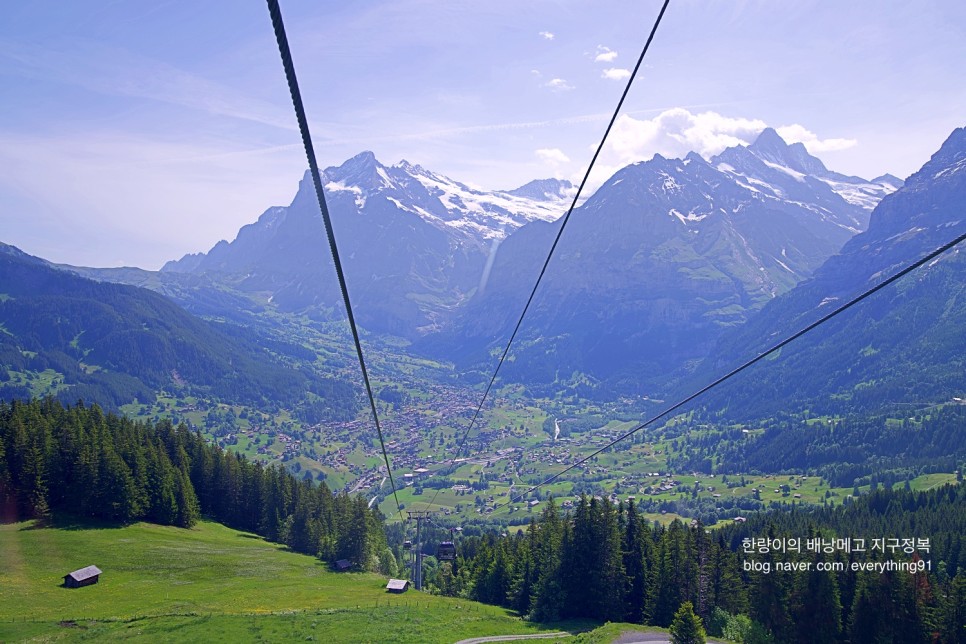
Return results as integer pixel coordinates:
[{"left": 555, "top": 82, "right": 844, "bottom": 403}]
[
  {"left": 603, "top": 108, "right": 767, "bottom": 162},
  {"left": 545, "top": 78, "right": 574, "bottom": 92},
  {"left": 588, "top": 108, "right": 768, "bottom": 188},
  {"left": 594, "top": 46, "right": 618, "bottom": 63},
  {"left": 601, "top": 68, "right": 631, "bottom": 81},
  {"left": 539, "top": 31, "right": 555, "bottom": 40},
  {"left": 776, "top": 124, "right": 858, "bottom": 152},
  {"left": 536, "top": 148, "right": 570, "bottom": 165},
  {"left": 587, "top": 107, "right": 863, "bottom": 190}
]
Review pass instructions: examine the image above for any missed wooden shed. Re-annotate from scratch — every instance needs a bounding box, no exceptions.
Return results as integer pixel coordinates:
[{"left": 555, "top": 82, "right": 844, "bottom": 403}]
[
  {"left": 335, "top": 559, "right": 352, "bottom": 571},
  {"left": 385, "top": 578, "right": 410, "bottom": 593},
  {"left": 64, "top": 565, "right": 102, "bottom": 588}
]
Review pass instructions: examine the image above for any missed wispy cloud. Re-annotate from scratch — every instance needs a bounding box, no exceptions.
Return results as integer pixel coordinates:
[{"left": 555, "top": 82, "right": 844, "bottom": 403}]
[
  {"left": 0, "top": 38, "right": 296, "bottom": 131},
  {"left": 594, "top": 46, "right": 618, "bottom": 63},
  {"left": 300, "top": 112, "right": 611, "bottom": 148},
  {"left": 545, "top": 78, "right": 574, "bottom": 92},
  {"left": 539, "top": 31, "right": 555, "bottom": 40},
  {"left": 536, "top": 148, "right": 570, "bottom": 165},
  {"left": 0, "top": 129, "right": 304, "bottom": 269},
  {"left": 601, "top": 68, "right": 631, "bottom": 81}
]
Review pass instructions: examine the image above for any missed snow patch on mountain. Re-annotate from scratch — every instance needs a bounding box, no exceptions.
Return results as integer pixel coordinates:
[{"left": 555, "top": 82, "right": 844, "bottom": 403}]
[
  {"left": 762, "top": 160, "right": 807, "bottom": 183},
  {"left": 320, "top": 153, "right": 572, "bottom": 244},
  {"left": 934, "top": 156, "right": 966, "bottom": 179},
  {"left": 668, "top": 208, "right": 709, "bottom": 224},
  {"left": 325, "top": 181, "right": 366, "bottom": 208},
  {"left": 817, "top": 178, "right": 894, "bottom": 211},
  {"left": 710, "top": 129, "right": 902, "bottom": 220}
]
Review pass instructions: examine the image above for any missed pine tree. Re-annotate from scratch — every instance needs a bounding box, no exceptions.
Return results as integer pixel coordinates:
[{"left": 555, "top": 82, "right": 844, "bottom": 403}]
[
  {"left": 563, "top": 494, "right": 594, "bottom": 617},
  {"left": 749, "top": 530, "right": 793, "bottom": 641},
  {"left": 94, "top": 444, "right": 138, "bottom": 520},
  {"left": 0, "top": 435, "right": 9, "bottom": 507},
  {"left": 146, "top": 442, "right": 178, "bottom": 524},
  {"left": 791, "top": 553, "right": 841, "bottom": 643},
  {"left": 173, "top": 470, "right": 199, "bottom": 528},
  {"left": 670, "top": 601, "right": 706, "bottom": 644},
  {"left": 848, "top": 568, "right": 925, "bottom": 644},
  {"left": 508, "top": 520, "right": 537, "bottom": 613},
  {"left": 622, "top": 500, "right": 653, "bottom": 624},
  {"left": 531, "top": 500, "right": 566, "bottom": 621},
  {"left": 708, "top": 535, "right": 748, "bottom": 616},
  {"left": 598, "top": 498, "right": 627, "bottom": 622},
  {"left": 848, "top": 572, "right": 889, "bottom": 643},
  {"left": 937, "top": 573, "right": 965, "bottom": 644},
  {"left": 647, "top": 520, "right": 694, "bottom": 627}
]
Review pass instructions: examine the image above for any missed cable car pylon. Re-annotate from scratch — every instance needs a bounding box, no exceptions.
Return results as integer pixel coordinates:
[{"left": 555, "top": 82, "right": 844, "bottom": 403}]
[{"left": 406, "top": 510, "right": 433, "bottom": 591}]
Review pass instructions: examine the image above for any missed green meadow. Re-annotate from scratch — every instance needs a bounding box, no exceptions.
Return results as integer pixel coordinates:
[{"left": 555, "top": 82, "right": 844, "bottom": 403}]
[{"left": 0, "top": 519, "right": 573, "bottom": 643}]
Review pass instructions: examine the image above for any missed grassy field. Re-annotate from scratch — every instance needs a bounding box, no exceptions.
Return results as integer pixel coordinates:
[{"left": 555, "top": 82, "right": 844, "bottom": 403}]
[
  {"left": 0, "top": 519, "right": 578, "bottom": 643},
  {"left": 570, "top": 622, "right": 733, "bottom": 644}
]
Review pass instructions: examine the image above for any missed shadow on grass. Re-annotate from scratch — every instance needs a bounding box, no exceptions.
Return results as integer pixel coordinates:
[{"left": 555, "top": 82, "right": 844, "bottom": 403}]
[
  {"left": 465, "top": 605, "right": 600, "bottom": 636},
  {"left": 518, "top": 617, "right": 601, "bottom": 636},
  {"left": 19, "top": 514, "right": 130, "bottom": 532}
]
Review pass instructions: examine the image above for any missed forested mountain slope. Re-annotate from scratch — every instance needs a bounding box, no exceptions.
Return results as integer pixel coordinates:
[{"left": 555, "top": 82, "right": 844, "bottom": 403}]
[
  {"left": 0, "top": 244, "right": 356, "bottom": 415},
  {"left": 692, "top": 126, "right": 966, "bottom": 418}
]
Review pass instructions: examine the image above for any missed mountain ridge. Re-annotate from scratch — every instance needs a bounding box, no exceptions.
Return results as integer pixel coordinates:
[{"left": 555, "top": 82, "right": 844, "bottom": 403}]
[
  {"left": 689, "top": 126, "right": 966, "bottom": 418},
  {"left": 26, "top": 129, "right": 907, "bottom": 400},
  {"left": 0, "top": 244, "right": 357, "bottom": 416},
  {"left": 424, "top": 129, "right": 901, "bottom": 395}
]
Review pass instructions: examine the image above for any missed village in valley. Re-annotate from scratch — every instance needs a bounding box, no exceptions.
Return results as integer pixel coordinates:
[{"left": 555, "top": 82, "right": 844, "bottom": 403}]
[{"left": 121, "top": 377, "right": 956, "bottom": 532}]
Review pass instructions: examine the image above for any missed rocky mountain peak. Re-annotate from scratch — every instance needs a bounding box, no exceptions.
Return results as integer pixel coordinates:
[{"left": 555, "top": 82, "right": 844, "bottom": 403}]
[
  {"left": 908, "top": 126, "right": 966, "bottom": 188},
  {"left": 747, "top": 127, "right": 828, "bottom": 175}
]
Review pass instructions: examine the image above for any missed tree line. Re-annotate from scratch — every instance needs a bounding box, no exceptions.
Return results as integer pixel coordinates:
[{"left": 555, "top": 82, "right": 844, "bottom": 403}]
[
  {"left": 432, "top": 487, "right": 965, "bottom": 643},
  {"left": 0, "top": 398, "right": 386, "bottom": 570},
  {"left": 671, "top": 405, "right": 966, "bottom": 488}
]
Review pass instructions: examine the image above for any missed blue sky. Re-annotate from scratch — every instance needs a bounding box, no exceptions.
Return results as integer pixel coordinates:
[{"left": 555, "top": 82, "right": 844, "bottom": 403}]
[{"left": 1, "top": 0, "right": 964, "bottom": 269}]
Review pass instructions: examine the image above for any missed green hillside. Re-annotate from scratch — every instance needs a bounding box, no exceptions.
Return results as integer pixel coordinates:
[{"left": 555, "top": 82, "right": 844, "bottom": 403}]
[
  {"left": 0, "top": 244, "right": 357, "bottom": 417},
  {"left": 0, "top": 519, "right": 570, "bottom": 642}
]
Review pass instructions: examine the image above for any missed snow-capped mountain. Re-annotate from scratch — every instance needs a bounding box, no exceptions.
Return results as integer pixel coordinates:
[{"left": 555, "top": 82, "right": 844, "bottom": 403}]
[
  {"left": 321, "top": 151, "right": 573, "bottom": 243},
  {"left": 695, "top": 126, "right": 966, "bottom": 418},
  {"left": 158, "top": 131, "right": 899, "bottom": 391},
  {"left": 712, "top": 127, "right": 899, "bottom": 229},
  {"left": 426, "top": 130, "right": 902, "bottom": 395},
  {"left": 162, "top": 154, "right": 574, "bottom": 335}
]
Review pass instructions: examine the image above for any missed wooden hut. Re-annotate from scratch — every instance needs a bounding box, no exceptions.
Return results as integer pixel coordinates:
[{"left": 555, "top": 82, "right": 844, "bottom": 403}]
[
  {"left": 335, "top": 559, "right": 352, "bottom": 571},
  {"left": 64, "top": 565, "right": 102, "bottom": 588},
  {"left": 385, "top": 579, "right": 409, "bottom": 593}
]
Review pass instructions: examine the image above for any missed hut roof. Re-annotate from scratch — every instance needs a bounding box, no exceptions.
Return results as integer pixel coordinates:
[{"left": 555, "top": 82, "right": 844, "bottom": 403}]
[
  {"left": 386, "top": 579, "right": 409, "bottom": 591},
  {"left": 66, "top": 565, "right": 102, "bottom": 582},
  {"left": 335, "top": 559, "right": 352, "bottom": 570}
]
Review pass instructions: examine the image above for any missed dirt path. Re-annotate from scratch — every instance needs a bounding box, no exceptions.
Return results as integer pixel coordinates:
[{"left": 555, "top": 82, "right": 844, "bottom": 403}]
[
  {"left": 454, "top": 632, "right": 571, "bottom": 644},
  {"left": 612, "top": 631, "right": 727, "bottom": 644}
]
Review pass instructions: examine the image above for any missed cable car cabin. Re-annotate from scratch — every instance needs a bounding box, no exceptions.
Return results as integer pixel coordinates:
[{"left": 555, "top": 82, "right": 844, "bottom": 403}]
[
  {"left": 436, "top": 541, "right": 456, "bottom": 561},
  {"left": 403, "top": 540, "right": 412, "bottom": 550}
]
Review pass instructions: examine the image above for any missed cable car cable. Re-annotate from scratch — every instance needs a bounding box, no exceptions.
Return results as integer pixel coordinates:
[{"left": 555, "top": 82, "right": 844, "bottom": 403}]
[
  {"left": 495, "top": 228, "right": 966, "bottom": 510},
  {"left": 266, "top": 0, "right": 403, "bottom": 518},
  {"left": 426, "top": 0, "right": 672, "bottom": 512}
]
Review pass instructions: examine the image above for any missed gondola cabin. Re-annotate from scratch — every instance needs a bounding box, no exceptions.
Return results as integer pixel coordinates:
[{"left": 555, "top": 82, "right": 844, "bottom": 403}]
[
  {"left": 436, "top": 541, "right": 456, "bottom": 561},
  {"left": 403, "top": 540, "right": 412, "bottom": 550}
]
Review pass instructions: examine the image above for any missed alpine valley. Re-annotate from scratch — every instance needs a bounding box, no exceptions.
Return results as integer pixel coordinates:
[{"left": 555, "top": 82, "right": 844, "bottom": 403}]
[{"left": 2, "top": 127, "right": 964, "bottom": 529}]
